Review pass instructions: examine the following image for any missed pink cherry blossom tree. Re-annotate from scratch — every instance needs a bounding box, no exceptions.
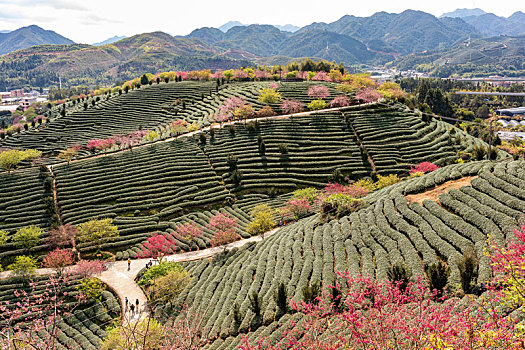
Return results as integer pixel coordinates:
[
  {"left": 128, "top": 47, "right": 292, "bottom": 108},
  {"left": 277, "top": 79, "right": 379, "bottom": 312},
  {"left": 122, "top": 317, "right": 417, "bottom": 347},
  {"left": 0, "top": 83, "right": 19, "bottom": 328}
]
[
  {"left": 207, "top": 213, "right": 239, "bottom": 251},
  {"left": 409, "top": 162, "right": 440, "bottom": 175},
  {"left": 280, "top": 99, "right": 304, "bottom": 115},
  {"left": 176, "top": 222, "right": 203, "bottom": 241},
  {"left": 329, "top": 95, "right": 353, "bottom": 108},
  {"left": 138, "top": 233, "right": 179, "bottom": 263},
  {"left": 356, "top": 88, "right": 383, "bottom": 103},
  {"left": 311, "top": 71, "right": 332, "bottom": 81},
  {"left": 211, "top": 70, "right": 224, "bottom": 79},
  {"left": 307, "top": 85, "right": 330, "bottom": 99}
]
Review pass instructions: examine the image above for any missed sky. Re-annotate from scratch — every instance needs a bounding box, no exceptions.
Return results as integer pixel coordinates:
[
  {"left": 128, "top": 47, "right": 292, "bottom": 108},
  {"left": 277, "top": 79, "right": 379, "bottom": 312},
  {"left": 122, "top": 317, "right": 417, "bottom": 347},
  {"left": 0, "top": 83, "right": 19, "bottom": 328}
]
[{"left": 0, "top": 0, "right": 523, "bottom": 43}]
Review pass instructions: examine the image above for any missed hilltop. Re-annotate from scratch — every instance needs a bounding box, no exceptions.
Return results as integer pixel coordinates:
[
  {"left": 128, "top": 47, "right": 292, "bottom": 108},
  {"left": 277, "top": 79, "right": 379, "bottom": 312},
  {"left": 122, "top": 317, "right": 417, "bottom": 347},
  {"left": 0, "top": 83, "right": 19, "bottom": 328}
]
[
  {"left": 393, "top": 35, "right": 525, "bottom": 77},
  {"left": 0, "top": 25, "right": 73, "bottom": 55}
]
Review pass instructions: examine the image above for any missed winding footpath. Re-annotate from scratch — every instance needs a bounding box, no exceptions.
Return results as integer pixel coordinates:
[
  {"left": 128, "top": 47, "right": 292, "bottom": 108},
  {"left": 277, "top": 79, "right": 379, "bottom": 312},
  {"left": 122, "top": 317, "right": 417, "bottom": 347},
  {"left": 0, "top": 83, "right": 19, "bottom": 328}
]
[
  {"left": 0, "top": 227, "right": 281, "bottom": 323},
  {"left": 38, "top": 102, "right": 378, "bottom": 171}
]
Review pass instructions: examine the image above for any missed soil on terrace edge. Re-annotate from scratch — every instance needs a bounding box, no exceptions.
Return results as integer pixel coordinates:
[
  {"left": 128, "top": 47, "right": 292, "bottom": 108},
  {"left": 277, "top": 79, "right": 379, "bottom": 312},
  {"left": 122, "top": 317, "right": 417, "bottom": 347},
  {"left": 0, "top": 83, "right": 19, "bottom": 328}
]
[{"left": 405, "top": 176, "right": 478, "bottom": 205}]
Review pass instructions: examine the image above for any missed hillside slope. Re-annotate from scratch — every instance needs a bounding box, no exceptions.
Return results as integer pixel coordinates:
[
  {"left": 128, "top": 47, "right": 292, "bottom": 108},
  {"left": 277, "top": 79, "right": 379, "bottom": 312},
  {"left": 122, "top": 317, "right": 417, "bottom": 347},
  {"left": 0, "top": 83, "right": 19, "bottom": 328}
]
[
  {"left": 299, "top": 10, "right": 476, "bottom": 55},
  {"left": 0, "top": 25, "right": 73, "bottom": 55},
  {"left": 0, "top": 82, "right": 506, "bottom": 261},
  {"left": 157, "top": 159, "right": 525, "bottom": 347},
  {"left": 0, "top": 32, "right": 251, "bottom": 88},
  {"left": 394, "top": 35, "right": 525, "bottom": 77}
]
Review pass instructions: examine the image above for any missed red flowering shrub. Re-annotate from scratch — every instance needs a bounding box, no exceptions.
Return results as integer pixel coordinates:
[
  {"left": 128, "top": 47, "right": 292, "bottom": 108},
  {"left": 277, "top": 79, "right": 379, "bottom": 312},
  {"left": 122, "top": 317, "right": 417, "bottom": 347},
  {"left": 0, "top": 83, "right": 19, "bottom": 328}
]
[{"left": 409, "top": 161, "right": 440, "bottom": 174}]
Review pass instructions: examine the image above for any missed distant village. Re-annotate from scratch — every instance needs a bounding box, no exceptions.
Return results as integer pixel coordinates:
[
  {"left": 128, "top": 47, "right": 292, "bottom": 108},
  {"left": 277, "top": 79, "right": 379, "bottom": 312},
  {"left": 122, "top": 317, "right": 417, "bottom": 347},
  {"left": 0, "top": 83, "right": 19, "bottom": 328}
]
[{"left": 0, "top": 88, "right": 49, "bottom": 112}]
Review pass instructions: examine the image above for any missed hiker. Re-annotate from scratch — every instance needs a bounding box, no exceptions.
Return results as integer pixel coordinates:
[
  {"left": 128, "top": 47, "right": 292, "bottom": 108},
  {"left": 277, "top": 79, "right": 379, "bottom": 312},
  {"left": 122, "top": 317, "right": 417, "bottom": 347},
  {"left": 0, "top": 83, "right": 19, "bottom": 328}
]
[
  {"left": 136, "top": 299, "right": 140, "bottom": 313},
  {"left": 130, "top": 303, "right": 135, "bottom": 315},
  {"left": 125, "top": 297, "right": 128, "bottom": 311},
  {"left": 127, "top": 258, "right": 131, "bottom": 271}
]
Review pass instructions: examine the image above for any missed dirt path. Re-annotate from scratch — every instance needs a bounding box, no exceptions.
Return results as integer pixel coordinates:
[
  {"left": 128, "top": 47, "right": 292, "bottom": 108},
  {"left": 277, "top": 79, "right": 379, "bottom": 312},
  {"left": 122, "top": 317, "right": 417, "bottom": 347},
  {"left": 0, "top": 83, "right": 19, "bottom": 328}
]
[
  {"left": 0, "top": 227, "right": 281, "bottom": 323},
  {"left": 405, "top": 176, "right": 478, "bottom": 204}
]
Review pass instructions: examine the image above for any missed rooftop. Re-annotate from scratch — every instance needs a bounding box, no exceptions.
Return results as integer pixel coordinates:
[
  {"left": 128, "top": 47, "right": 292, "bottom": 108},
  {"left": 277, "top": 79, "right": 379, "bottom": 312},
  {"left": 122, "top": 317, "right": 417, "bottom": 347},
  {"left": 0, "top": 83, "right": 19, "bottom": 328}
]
[{"left": 496, "top": 107, "right": 525, "bottom": 116}]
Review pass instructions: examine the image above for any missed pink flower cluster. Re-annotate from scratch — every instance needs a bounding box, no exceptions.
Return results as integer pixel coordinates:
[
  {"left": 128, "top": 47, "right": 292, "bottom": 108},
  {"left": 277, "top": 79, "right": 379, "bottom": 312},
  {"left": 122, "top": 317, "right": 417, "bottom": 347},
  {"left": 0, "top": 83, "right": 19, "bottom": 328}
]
[
  {"left": 279, "top": 198, "right": 312, "bottom": 221},
  {"left": 307, "top": 85, "right": 330, "bottom": 99},
  {"left": 233, "top": 69, "right": 249, "bottom": 79},
  {"left": 211, "top": 70, "right": 223, "bottom": 79},
  {"left": 86, "top": 130, "right": 148, "bottom": 151},
  {"left": 138, "top": 233, "right": 178, "bottom": 260},
  {"left": 280, "top": 99, "right": 304, "bottom": 114},
  {"left": 175, "top": 222, "right": 203, "bottom": 241},
  {"left": 254, "top": 70, "right": 271, "bottom": 79},
  {"left": 329, "top": 95, "right": 353, "bottom": 107},
  {"left": 311, "top": 71, "right": 332, "bottom": 81},
  {"left": 86, "top": 138, "right": 115, "bottom": 151},
  {"left": 323, "top": 182, "right": 368, "bottom": 198},
  {"left": 215, "top": 96, "right": 247, "bottom": 122},
  {"left": 356, "top": 87, "right": 382, "bottom": 103},
  {"left": 409, "top": 161, "right": 440, "bottom": 174}
]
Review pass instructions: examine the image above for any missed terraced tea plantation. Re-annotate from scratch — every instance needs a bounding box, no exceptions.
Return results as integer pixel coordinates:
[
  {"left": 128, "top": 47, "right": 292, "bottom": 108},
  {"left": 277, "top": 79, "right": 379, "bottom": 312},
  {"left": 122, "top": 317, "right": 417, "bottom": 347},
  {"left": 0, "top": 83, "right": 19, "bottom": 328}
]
[
  {"left": 0, "top": 81, "right": 339, "bottom": 155},
  {"left": 344, "top": 104, "right": 507, "bottom": 174},
  {"left": 0, "top": 275, "right": 120, "bottom": 350},
  {"left": 0, "top": 99, "right": 504, "bottom": 261},
  {"left": 159, "top": 159, "right": 525, "bottom": 347}
]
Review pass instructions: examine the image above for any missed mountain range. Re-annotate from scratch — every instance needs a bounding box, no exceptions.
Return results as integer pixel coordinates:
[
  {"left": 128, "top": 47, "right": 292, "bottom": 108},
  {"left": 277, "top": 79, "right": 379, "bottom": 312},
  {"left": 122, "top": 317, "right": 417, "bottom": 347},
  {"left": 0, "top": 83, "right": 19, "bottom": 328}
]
[
  {"left": 393, "top": 35, "right": 525, "bottom": 77},
  {"left": 1, "top": 8, "right": 525, "bottom": 88},
  {"left": 0, "top": 25, "right": 73, "bottom": 55},
  {"left": 93, "top": 35, "right": 127, "bottom": 46},
  {"left": 218, "top": 21, "right": 300, "bottom": 33}
]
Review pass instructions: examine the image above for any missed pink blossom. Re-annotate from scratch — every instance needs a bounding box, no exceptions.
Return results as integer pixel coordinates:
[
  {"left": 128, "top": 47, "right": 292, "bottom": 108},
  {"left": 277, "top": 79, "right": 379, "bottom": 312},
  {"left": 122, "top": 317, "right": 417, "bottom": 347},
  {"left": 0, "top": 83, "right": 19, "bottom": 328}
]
[
  {"left": 323, "top": 182, "right": 368, "bottom": 198},
  {"left": 254, "top": 70, "right": 271, "bottom": 79},
  {"left": 233, "top": 69, "right": 249, "bottom": 79},
  {"left": 269, "top": 82, "right": 278, "bottom": 89},
  {"left": 138, "top": 233, "right": 178, "bottom": 261},
  {"left": 329, "top": 95, "right": 353, "bottom": 107},
  {"left": 86, "top": 138, "right": 116, "bottom": 151},
  {"left": 211, "top": 70, "right": 223, "bottom": 79},
  {"left": 356, "top": 87, "right": 383, "bottom": 103},
  {"left": 307, "top": 85, "right": 330, "bottom": 99},
  {"left": 74, "top": 259, "right": 106, "bottom": 278},
  {"left": 279, "top": 198, "right": 312, "bottom": 220},
  {"left": 296, "top": 71, "right": 309, "bottom": 80},
  {"left": 410, "top": 162, "right": 440, "bottom": 174},
  {"left": 280, "top": 99, "right": 304, "bottom": 114},
  {"left": 311, "top": 71, "right": 332, "bottom": 81},
  {"left": 175, "top": 222, "right": 203, "bottom": 241}
]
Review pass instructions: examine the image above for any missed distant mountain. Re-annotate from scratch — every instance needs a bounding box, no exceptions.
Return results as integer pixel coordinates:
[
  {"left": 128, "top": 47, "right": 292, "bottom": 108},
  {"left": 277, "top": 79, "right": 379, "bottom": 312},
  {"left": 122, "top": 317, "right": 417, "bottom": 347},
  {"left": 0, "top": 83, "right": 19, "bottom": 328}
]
[
  {"left": 509, "top": 11, "right": 525, "bottom": 22},
  {"left": 273, "top": 24, "right": 300, "bottom": 33},
  {"left": 298, "top": 10, "right": 477, "bottom": 55},
  {"left": 0, "top": 30, "right": 11, "bottom": 34},
  {"left": 0, "top": 31, "right": 251, "bottom": 88},
  {"left": 393, "top": 35, "right": 525, "bottom": 77},
  {"left": 440, "top": 8, "right": 487, "bottom": 18},
  {"left": 191, "top": 24, "right": 387, "bottom": 64},
  {"left": 188, "top": 27, "right": 226, "bottom": 44},
  {"left": 463, "top": 12, "right": 525, "bottom": 37},
  {"left": 277, "top": 30, "right": 380, "bottom": 63},
  {"left": 0, "top": 25, "right": 74, "bottom": 55},
  {"left": 93, "top": 35, "right": 127, "bottom": 46},
  {"left": 218, "top": 21, "right": 244, "bottom": 32},
  {"left": 217, "top": 21, "right": 299, "bottom": 34}
]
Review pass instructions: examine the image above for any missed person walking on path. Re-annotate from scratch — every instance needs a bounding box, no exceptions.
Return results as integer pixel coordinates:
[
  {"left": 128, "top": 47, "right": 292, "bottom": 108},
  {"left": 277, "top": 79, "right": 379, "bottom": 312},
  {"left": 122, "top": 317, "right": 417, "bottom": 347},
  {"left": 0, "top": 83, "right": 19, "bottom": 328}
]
[
  {"left": 125, "top": 297, "right": 129, "bottom": 311},
  {"left": 130, "top": 303, "right": 135, "bottom": 317},
  {"left": 136, "top": 298, "right": 140, "bottom": 313},
  {"left": 127, "top": 258, "right": 131, "bottom": 271}
]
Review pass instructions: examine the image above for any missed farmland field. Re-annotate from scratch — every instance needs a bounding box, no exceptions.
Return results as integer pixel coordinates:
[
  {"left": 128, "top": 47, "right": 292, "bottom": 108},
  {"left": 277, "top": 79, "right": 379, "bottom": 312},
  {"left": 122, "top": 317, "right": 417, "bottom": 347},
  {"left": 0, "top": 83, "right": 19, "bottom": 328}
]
[
  {"left": 0, "top": 79, "right": 522, "bottom": 349},
  {"left": 157, "top": 159, "right": 525, "bottom": 347}
]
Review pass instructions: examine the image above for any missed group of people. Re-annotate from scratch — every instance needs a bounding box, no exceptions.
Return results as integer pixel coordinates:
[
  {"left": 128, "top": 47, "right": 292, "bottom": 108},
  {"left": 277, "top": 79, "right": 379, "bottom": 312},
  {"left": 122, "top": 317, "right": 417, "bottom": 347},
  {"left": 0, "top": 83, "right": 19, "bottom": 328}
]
[{"left": 125, "top": 297, "right": 140, "bottom": 315}]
